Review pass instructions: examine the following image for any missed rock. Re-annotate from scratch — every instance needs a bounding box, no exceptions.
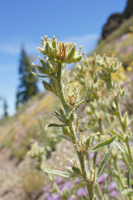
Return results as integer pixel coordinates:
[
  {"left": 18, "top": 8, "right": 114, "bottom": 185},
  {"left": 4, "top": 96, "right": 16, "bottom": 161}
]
[{"left": 101, "top": 0, "right": 133, "bottom": 40}]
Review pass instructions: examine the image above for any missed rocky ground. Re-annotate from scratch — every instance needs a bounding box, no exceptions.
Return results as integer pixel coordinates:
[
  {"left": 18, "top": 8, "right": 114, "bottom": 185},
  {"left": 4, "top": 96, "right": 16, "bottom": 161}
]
[{"left": 0, "top": 138, "right": 75, "bottom": 200}]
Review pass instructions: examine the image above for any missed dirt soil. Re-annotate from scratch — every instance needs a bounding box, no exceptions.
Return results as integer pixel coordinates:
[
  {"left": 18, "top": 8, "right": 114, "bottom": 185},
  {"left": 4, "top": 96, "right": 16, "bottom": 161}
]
[{"left": 0, "top": 139, "right": 75, "bottom": 200}]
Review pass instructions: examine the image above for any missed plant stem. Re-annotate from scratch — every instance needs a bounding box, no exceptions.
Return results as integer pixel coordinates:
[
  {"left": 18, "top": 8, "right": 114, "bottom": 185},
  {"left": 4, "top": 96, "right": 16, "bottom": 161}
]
[
  {"left": 69, "top": 122, "right": 94, "bottom": 200},
  {"left": 115, "top": 99, "right": 125, "bottom": 133},
  {"left": 57, "top": 63, "right": 69, "bottom": 112},
  {"left": 126, "top": 140, "right": 133, "bottom": 162},
  {"left": 47, "top": 174, "right": 67, "bottom": 200},
  {"left": 115, "top": 99, "right": 133, "bottom": 162},
  {"left": 95, "top": 183, "right": 103, "bottom": 200},
  {"left": 114, "top": 158, "right": 127, "bottom": 200},
  {"left": 57, "top": 63, "right": 94, "bottom": 200},
  {"left": 114, "top": 158, "right": 125, "bottom": 188}
]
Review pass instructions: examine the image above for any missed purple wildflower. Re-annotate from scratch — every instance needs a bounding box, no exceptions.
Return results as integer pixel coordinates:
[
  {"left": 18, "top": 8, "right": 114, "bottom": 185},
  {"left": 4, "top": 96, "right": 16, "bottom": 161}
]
[
  {"left": 52, "top": 193, "right": 61, "bottom": 199},
  {"left": 63, "top": 181, "right": 72, "bottom": 190},
  {"left": 130, "top": 141, "right": 133, "bottom": 146},
  {"left": 123, "top": 81, "right": 128, "bottom": 86},
  {"left": 119, "top": 34, "right": 128, "bottom": 42},
  {"left": 47, "top": 193, "right": 61, "bottom": 200},
  {"left": 44, "top": 185, "right": 51, "bottom": 192},
  {"left": 89, "top": 152, "right": 95, "bottom": 159},
  {"left": 97, "top": 173, "right": 108, "bottom": 183},
  {"left": 77, "top": 188, "right": 87, "bottom": 196},
  {"left": 75, "top": 178, "right": 80, "bottom": 184},
  {"left": 69, "top": 196, "right": 76, "bottom": 200},
  {"left": 44, "top": 191, "right": 51, "bottom": 198},
  {"left": 47, "top": 197, "right": 56, "bottom": 200},
  {"left": 55, "top": 176, "right": 63, "bottom": 184},
  {"left": 110, "top": 190, "right": 119, "bottom": 197},
  {"left": 109, "top": 182, "right": 116, "bottom": 191},
  {"left": 58, "top": 184, "right": 63, "bottom": 190}
]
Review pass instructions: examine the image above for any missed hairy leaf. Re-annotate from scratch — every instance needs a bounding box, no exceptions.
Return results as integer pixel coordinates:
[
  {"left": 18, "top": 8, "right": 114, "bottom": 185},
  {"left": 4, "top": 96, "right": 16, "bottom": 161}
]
[
  {"left": 91, "top": 136, "right": 116, "bottom": 151},
  {"left": 114, "top": 141, "right": 125, "bottom": 153},
  {"left": 127, "top": 115, "right": 133, "bottom": 126},
  {"left": 76, "top": 87, "right": 90, "bottom": 107},
  {"left": 110, "top": 129, "right": 125, "bottom": 141},
  {"left": 44, "top": 169, "right": 75, "bottom": 178},
  {"left": 31, "top": 71, "right": 49, "bottom": 78},
  {"left": 45, "top": 123, "right": 67, "bottom": 130},
  {"left": 122, "top": 188, "right": 133, "bottom": 195},
  {"left": 97, "top": 147, "right": 113, "bottom": 180}
]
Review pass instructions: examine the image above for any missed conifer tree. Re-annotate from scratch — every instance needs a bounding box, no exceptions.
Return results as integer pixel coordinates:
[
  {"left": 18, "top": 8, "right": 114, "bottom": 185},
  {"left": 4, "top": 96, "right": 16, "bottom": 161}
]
[
  {"left": 16, "top": 48, "right": 39, "bottom": 109},
  {"left": 3, "top": 98, "right": 8, "bottom": 118}
]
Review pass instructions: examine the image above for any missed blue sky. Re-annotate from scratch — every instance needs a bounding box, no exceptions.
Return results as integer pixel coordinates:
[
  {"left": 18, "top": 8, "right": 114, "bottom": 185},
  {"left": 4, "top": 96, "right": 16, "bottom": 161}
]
[{"left": 0, "top": 0, "right": 127, "bottom": 117}]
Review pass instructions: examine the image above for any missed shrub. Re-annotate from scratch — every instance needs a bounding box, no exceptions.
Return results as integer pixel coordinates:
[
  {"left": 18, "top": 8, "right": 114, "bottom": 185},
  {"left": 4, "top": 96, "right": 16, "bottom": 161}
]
[{"left": 28, "top": 36, "right": 133, "bottom": 200}]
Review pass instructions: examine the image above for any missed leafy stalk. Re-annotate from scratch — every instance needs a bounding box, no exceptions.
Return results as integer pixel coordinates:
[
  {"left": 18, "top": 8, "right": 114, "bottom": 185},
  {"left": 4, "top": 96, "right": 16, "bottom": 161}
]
[{"left": 58, "top": 63, "right": 95, "bottom": 200}]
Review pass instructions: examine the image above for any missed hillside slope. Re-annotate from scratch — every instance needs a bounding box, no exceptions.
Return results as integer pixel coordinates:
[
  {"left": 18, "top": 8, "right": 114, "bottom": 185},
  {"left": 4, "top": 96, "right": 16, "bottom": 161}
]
[
  {"left": 0, "top": 90, "right": 77, "bottom": 199},
  {"left": 93, "top": 16, "right": 133, "bottom": 67}
]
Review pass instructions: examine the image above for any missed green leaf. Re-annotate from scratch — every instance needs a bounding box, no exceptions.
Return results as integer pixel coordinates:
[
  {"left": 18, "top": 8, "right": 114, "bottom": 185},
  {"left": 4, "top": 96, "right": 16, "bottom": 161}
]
[
  {"left": 110, "top": 129, "right": 125, "bottom": 141},
  {"left": 31, "top": 71, "right": 49, "bottom": 78},
  {"left": 114, "top": 141, "right": 125, "bottom": 153},
  {"left": 44, "top": 169, "right": 75, "bottom": 178},
  {"left": 97, "top": 147, "right": 113, "bottom": 180},
  {"left": 58, "top": 134, "right": 71, "bottom": 141},
  {"left": 127, "top": 115, "right": 133, "bottom": 126},
  {"left": 131, "top": 179, "right": 133, "bottom": 185},
  {"left": 91, "top": 136, "right": 116, "bottom": 151},
  {"left": 122, "top": 188, "right": 133, "bottom": 195},
  {"left": 127, "top": 170, "right": 131, "bottom": 187},
  {"left": 76, "top": 87, "right": 90, "bottom": 107},
  {"left": 45, "top": 123, "right": 67, "bottom": 130}
]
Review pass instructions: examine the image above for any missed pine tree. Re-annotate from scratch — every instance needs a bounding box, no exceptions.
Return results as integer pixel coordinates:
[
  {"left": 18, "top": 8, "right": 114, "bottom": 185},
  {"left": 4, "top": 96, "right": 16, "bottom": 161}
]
[
  {"left": 3, "top": 98, "right": 8, "bottom": 118},
  {"left": 16, "top": 48, "right": 39, "bottom": 109},
  {"left": 0, "top": 96, "right": 2, "bottom": 122}
]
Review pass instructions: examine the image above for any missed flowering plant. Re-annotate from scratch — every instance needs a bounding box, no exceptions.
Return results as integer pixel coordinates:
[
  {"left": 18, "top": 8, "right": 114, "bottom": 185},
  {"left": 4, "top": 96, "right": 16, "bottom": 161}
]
[{"left": 28, "top": 36, "right": 133, "bottom": 200}]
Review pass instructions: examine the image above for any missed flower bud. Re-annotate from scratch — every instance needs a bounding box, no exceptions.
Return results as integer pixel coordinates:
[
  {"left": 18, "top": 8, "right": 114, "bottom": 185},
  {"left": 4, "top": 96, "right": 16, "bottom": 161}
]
[
  {"left": 50, "top": 78, "right": 59, "bottom": 96},
  {"left": 73, "top": 55, "right": 83, "bottom": 63},
  {"left": 38, "top": 56, "right": 46, "bottom": 66},
  {"left": 123, "top": 112, "right": 128, "bottom": 127},
  {"left": 62, "top": 126, "right": 71, "bottom": 137},
  {"left": 120, "top": 88, "right": 126, "bottom": 97},
  {"left": 85, "top": 136, "right": 91, "bottom": 151},
  {"left": 69, "top": 109, "right": 76, "bottom": 122},
  {"left": 86, "top": 107, "right": 93, "bottom": 115},
  {"left": 76, "top": 46, "right": 82, "bottom": 56},
  {"left": 90, "top": 100, "right": 97, "bottom": 110},
  {"left": 42, "top": 80, "right": 53, "bottom": 92},
  {"left": 39, "top": 163, "right": 45, "bottom": 171},
  {"left": 32, "top": 63, "right": 47, "bottom": 74},
  {"left": 128, "top": 128, "right": 132, "bottom": 138},
  {"left": 65, "top": 166, "right": 73, "bottom": 174},
  {"left": 77, "top": 64, "right": 83, "bottom": 73},
  {"left": 52, "top": 36, "right": 57, "bottom": 49},
  {"left": 79, "top": 132, "right": 85, "bottom": 145},
  {"left": 46, "top": 61, "right": 54, "bottom": 74},
  {"left": 45, "top": 41, "right": 53, "bottom": 55},
  {"left": 41, "top": 36, "right": 45, "bottom": 46},
  {"left": 89, "top": 169, "right": 95, "bottom": 183},
  {"left": 37, "top": 36, "right": 85, "bottom": 64},
  {"left": 72, "top": 166, "right": 81, "bottom": 175},
  {"left": 66, "top": 44, "right": 76, "bottom": 61},
  {"left": 37, "top": 46, "right": 46, "bottom": 54}
]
